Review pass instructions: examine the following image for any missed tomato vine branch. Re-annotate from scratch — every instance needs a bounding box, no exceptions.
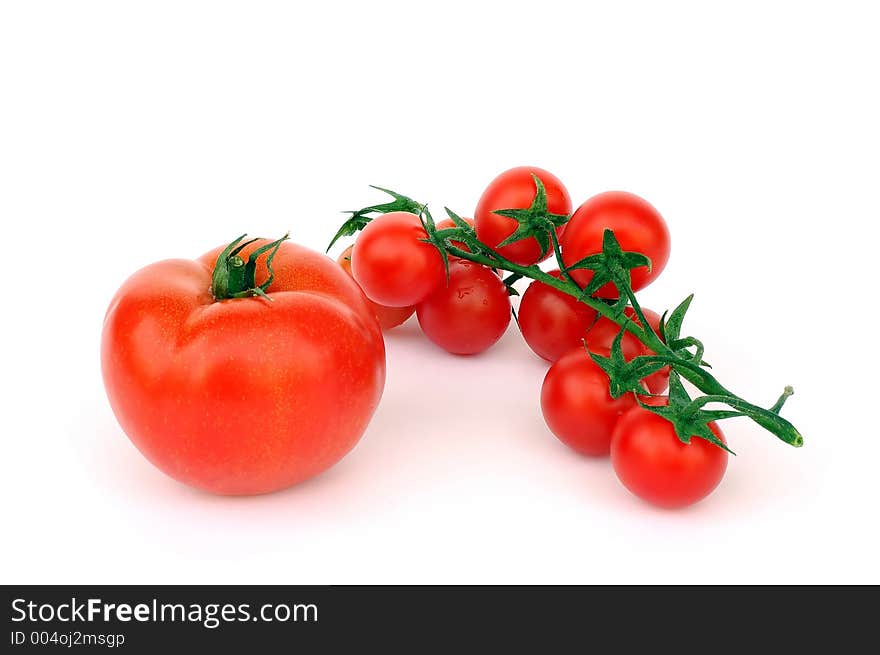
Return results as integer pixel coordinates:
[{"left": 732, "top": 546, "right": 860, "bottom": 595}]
[{"left": 334, "top": 187, "right": 803, "bottom": 451}]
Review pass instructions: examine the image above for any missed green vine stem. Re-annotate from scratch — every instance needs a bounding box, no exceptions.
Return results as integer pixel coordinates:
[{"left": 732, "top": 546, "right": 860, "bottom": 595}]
[{"left": 333, "top": 188, "right": 803, "bottom": 451}]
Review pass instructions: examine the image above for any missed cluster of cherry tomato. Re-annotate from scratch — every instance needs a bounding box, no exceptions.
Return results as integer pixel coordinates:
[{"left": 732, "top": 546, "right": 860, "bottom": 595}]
[{"left": 337, "top": 167, "right": 728, "bottom": 508}]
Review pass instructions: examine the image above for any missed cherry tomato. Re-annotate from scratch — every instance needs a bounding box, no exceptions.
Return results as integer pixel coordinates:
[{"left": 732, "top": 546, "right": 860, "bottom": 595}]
[
  {"left": 416, "top": 259, "right": 511, "bottom": 355},
  {"left": 584, "top": 307, "right": 669, "bottom": 394},
  {"left": 102, "top": 238, "right": 386, "bottom": 495},
  {"left": 561, "top": 191, "right": 670, "bottom": 298},
  {"left": 338, "top": 245, "right": 414, "bottom": 330},
  {"left": 540, "top": 347, "right": 637, "bottom": 456},
  {"left": 518, "top": 270, "right": 598, "bottom": 362},
  {"left": 475, "top": 166, "right": 572, "bottom": 266},
  {"left": 436, "top": 216, "right": 475, "bottom": 257},
  {"left": 352, "top": 211, "right": 445, "bottom": 307},
  {"left": 611, "top": 406, "right": 728, "bottom": 508}
]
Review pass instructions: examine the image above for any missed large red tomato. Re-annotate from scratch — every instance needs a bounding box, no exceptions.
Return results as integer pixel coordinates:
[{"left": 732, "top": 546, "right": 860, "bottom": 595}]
[
  {"left": 338, "top": 245, "right": 414, "bottom": 330},
  {"left": 540, "top": 347, "right": 637, "bottom": 456},
  {"left": 101, "top": 237, "right": 386, "bottom": 495},
  {"left": 475, "top": 166, "right": 572, "bottom": 266},
  {"left": 561, "top": 191, "right": 670, "bottom": 298},
  {"left": 611, "top": 406, "right": 728, "bottom": 508}
]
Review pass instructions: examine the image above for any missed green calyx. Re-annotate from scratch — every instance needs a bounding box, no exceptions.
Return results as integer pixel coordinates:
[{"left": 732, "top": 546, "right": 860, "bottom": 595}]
[
  {"left": 326, "top": 186, "right": 425, "bottom": 252},
  {"left": 211, "top": 233, "right": 289, "bottom": 301},
  {"left": 492, "top": 174, "right": 570, "bottom": 258}
]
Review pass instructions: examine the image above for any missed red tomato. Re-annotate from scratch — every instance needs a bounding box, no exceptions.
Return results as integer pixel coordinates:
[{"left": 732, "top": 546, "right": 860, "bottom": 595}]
[
  {"left": 436, "top": 216, "right": 475, "bottom": 257},
  {"left": 540, "top": 348, "right": 637, "bottom": 456},
  {"left": 351, "top": 211, "right": 445, "bottom": 307},
  {"left": 338, "top": 245, "right": 414, "bottom": 330},
  {"left": 611, "top": 406, "right": 728, "bottom": 508},
  {"left": 561, "top": 191, "right": 670, "bottom": 298},
  {"left": 416, "top": 259, "right": 511, "bottom": 355},
  {"left": 584, "top": 307, "right": 669, "bottom": 394},
  {"left": 101, "top": 239, "right": 386, "bottom": 495},
  {"left": 475, "top": 166, "right": 572, "bottom": 265},
  {"left": 518, "top": 270, "right": 598, "bottom": 362}
]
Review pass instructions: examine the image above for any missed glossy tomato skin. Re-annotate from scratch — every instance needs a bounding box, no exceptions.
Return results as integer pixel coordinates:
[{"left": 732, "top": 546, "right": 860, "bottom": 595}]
[
  {"left": 101, "top": 240, "right": 386, "bottom": 495},
  {"left": 518, "top": 270, "right": 598, "bottom": 362},
  {"left": 561, "top": 191, "right": 670, "bottom": 298},
  {"left": 351, "top": 211, "right": 445, "bottom": 307},
  {"left": 416, "top": 259, "right": 511, "bottom": 355},
  {"left": 338, "top": 245, "right": 414, "bottom": 329},
  {"left": 475, "top": 166, "right": 572, "bottom": 265},
  {"left": 611, "top": 406, "right": 728, "bottom": 508},
  {"left": 540, "top": 348, "right": 636, "bottom": 456}
]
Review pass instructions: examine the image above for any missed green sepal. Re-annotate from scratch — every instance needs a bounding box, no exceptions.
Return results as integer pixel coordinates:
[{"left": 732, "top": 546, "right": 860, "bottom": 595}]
[
  {"left": 662, "top": 294, "right": 694, "bottom": 343},
  {"left": 414, "top": 204, "right": 450, "bottom": 282},
  {"left": 492, "top": 174, "right": 569, "bottom": 258},
  {"left": 327, "top": 186, "right": 425, "bottom": 251},
  {"left": 443, "top": 207, "right": 486, "bottom": 257},
  {"left": 638, "top": 371, "right": 735, "bottom": 453},
  {"left": 211, "top": 233, "right": 289, "bottom": 301},
  {"left": 588, "top": 326, "right": 665, "bottom": 398},
  {"left": 502, "top": 272, "right": 523, "bottom": 296},
  {"left": 568, "top": 229, "right": 652, "bottom": 308}
]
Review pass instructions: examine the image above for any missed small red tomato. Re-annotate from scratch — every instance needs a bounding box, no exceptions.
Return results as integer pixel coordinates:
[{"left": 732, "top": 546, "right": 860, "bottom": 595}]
[
  {"left": 561, "top": 191, "right": 670, "bottom": 298},
  {"left": 436, "top": 216, "right": 475, "bottom": 257},
  {"left": 518, "top": 270, "right": 598, "bottom": 362},
  {"left": 352, "top": 211, "right": 445, "bottom": 307},
  {"left": 416, "top": 259, "right": 511, "bottom": 355},
  {"left": 475, "top": 166, "right": 572, "bottom": 266},
  {"left": 540, "top": 347, "right": 637, "bottom": 456},
  {"left": 611, "top": 406, "right": 728, "bottom": 508},
  {"left": 338, "top": 245, "right": 414, "bottom": 330},
  {"left": 583, "top": 307, "right": 669, "bottom": 394}
]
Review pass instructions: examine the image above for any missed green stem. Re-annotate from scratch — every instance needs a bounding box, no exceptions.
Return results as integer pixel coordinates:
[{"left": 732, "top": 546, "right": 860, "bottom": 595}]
[
  {"left": 340, "top": 190, "right": 803, "bottom": 451},
  {"left": 444, "top": 242, "right": 802, "bottom": 447},
  {"left": 211, "top": 233, "right": 289, "bottom": 301}
]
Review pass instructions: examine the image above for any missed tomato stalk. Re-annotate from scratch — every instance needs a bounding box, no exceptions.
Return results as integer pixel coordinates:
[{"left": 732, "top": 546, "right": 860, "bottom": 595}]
[
  {"left": 333, "top": 188, "right": 803, "bottom": 451},
  {"left": 211, "top": 233, "right": 289, "bottom": 301}
]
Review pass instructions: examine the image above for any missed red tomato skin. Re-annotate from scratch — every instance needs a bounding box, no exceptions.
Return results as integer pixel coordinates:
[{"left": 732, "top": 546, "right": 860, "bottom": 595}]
[
  {"left": 101, "top": 241, "right": 386, "bottom": 495},
  {"left": 518, "top": 271, "right": 598, "bottom": 362},
  {"left": 561, "top": 191, "right": 670, "bottom": 298},
  {"left": 611, "top": 406, "right": 728, "bottom": 508},
  {"left": 416, "top": 260, "right": 511, "bottom": 355},
  {"left": 475, "top": 166, "right": 572, "bottom": 266},
  {"left": 351, "top": 211, "right": 445, "bottom": 307},
  {"left": 540, "top": 348, "right": 637, "bottom": 456},
  {"left": 338, "top": 245, "right": 414, "bottom": 329},
  {"left": 436, "top": 216, "right": 475, "bottom": 257}
]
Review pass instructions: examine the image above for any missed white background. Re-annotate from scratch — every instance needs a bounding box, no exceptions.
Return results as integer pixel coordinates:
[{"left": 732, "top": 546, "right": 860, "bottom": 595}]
[{"left": 1, "top": 1, "right": 877, "bottom": 584}]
